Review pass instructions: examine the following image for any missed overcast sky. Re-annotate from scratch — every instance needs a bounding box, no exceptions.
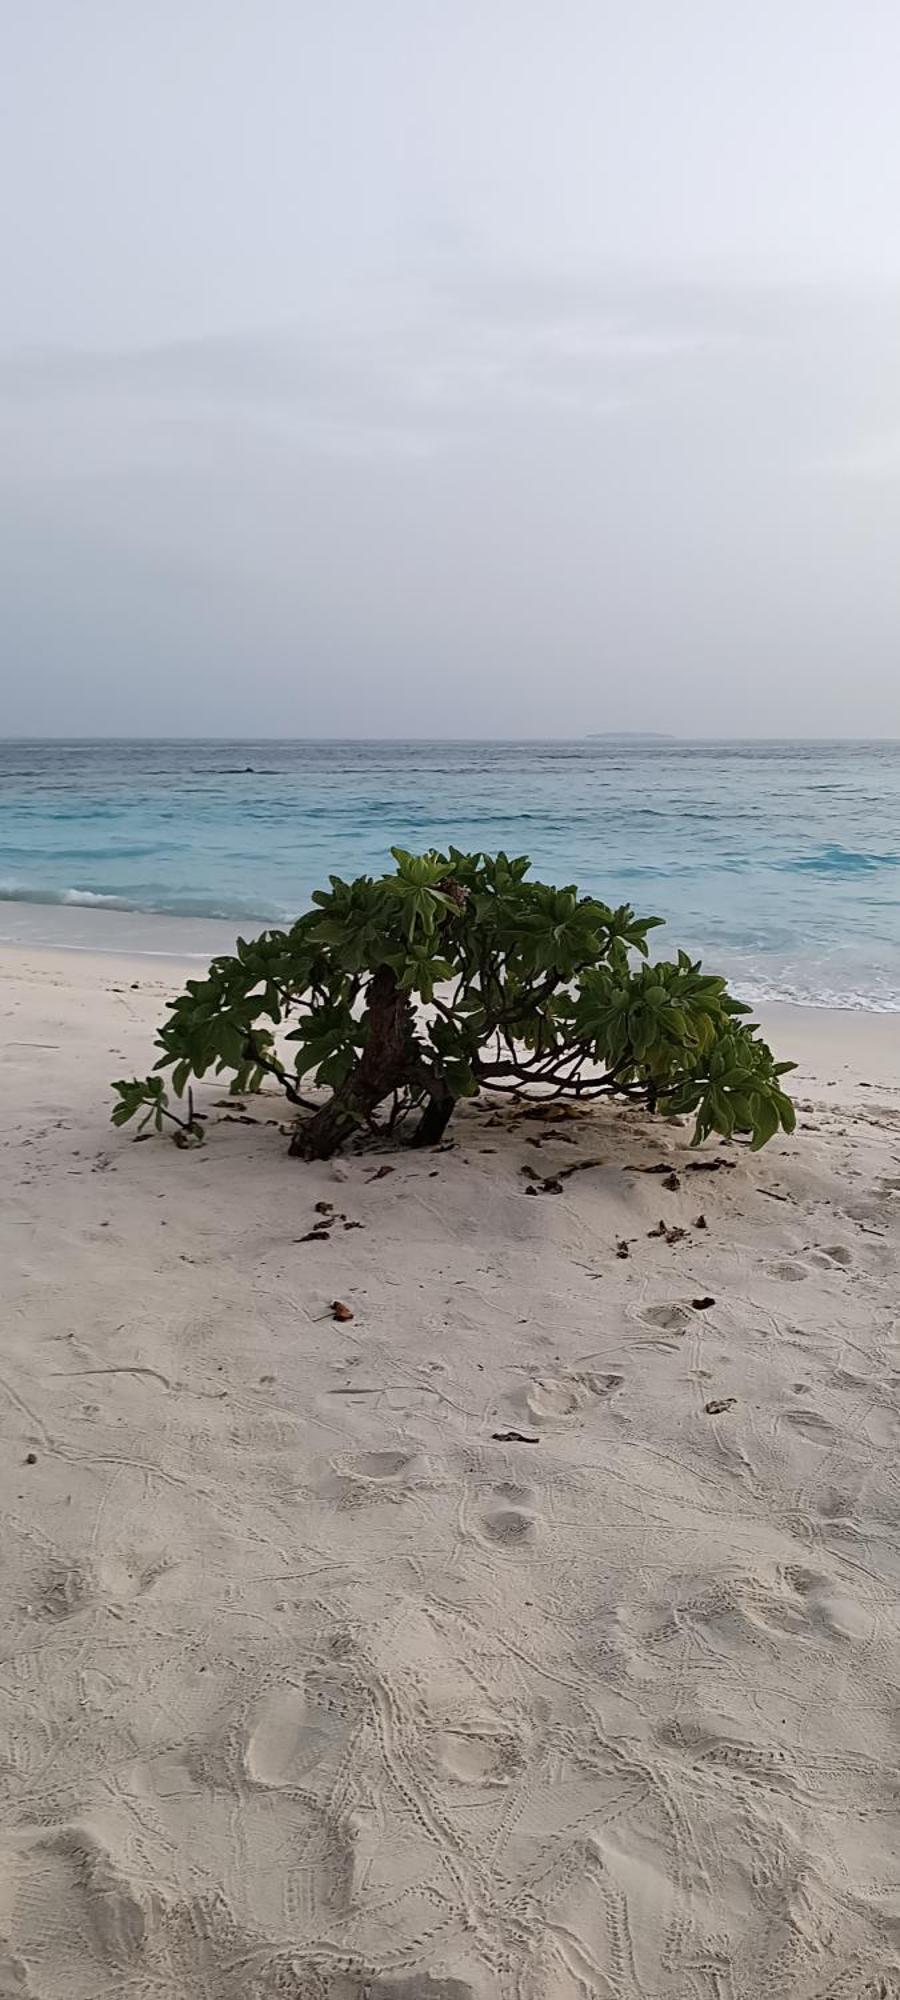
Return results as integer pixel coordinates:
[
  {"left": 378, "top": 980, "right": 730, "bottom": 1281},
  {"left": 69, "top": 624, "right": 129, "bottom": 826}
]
[{"left": 3, "top": 1, "right": 900, "bottom": 738}]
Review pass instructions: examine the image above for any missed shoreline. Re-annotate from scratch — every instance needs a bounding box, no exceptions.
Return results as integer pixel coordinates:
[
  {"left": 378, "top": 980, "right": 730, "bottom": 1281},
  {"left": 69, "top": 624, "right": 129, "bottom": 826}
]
[
  {"left": 2, "top": 938, "right": 898, "bottom": 1103},
  {"left": 1, "top": 897, "right": 898, "bottom": 1022},
  {"left": 0, "top": 898, "right": 246, "bottom": 962}
]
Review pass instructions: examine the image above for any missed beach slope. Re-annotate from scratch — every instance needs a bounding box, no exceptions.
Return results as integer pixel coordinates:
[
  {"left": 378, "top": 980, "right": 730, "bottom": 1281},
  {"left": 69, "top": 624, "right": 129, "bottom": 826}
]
[{"left": 1, "top": 946, "right": 899, "bottom": 1997}]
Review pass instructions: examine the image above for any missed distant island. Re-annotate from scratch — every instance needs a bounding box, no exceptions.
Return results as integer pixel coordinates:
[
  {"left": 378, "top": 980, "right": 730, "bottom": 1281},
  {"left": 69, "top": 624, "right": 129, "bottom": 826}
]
[{"left": 586, "top": 731, "right": 677, "bottom": 742}]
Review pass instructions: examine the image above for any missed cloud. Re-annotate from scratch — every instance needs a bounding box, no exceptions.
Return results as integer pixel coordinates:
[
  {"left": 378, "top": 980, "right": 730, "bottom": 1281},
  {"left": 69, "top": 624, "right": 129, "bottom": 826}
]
[
  {"left": 0, "top": 268, "right": 748, "bottom": 457},
  {"left": 2, "top": 264, "right": 900, "bottom": 735},
  {"left": 814, "top": 432, "right": 900, "bottom": 481}
]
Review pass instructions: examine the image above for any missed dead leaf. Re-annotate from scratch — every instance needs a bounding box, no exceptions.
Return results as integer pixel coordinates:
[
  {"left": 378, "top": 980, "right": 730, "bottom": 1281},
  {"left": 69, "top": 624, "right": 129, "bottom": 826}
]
[
  {"left": 368, "top": 1164, "right": 395, "bottom": 1182},
  {"left": 615, "top": 1239, "right": 631, "bottom": 1259},
  {"left": 686, "top": 1157, "right": 735, "bottom": 1173},
  {"left": 648, "top": 1220, "right": 686, "bottom": 1245},
  {"left": 296, "top": 1228, "right": 331, "bottom": 1243},
  {"left": 662, "top": 1172, "right": 681, "bottom": 1191},
  {"left": 692, "top": 1296, "right": 716, "bottom": 1310},
  {"left": 314, "top": 1201, "right": 334, "bottom": 1215},
  {"left": 331, "top": 1300, "right": 354, "bottom": 1322},
  {"left": 704, "top": 1397, "right": 735, "bottom": 1415},
  {"left": 492, "top": 1429, "right": 540, "bottom": 1444}
]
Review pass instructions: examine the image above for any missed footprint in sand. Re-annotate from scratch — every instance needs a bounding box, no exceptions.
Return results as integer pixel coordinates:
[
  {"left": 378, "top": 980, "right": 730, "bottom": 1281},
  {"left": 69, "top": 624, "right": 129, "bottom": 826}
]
[
  {"left": 525, "top": 1377, "right": 581, "bottom": 1420},
  {"left": 244, "top": 1675, "right": 363, "bottom": 1789},
  {"left": 34, "top": 1559, "right": 94, "bottom": 1622},
  {"left": 637, "top": 1302, "right": 691, "bottom": 1336},
  {"left": 777, "top": 1408, "right": 836, "bottom": 1444},
  {"left": 809, "top": 1244, "right": 854, "bottom": 1270},
  {"left": 816, "top": 1487, "right": 854, "bottom": 1520},
  {"left": 6, "top": 1828, "right": 151, "bottom": 1976},
  {"left": 478, "top": 1485, "right": 538, "bottom": 1547},
  {"left": 768, "top": 1261, "right": 810, "bottom": 1282},
  {"left": 781, "top": 1563, "right": 875, "bottom": 1641},
  {"left": 329, "top": 1449, "right": 420, "bottom": 1504},
  {"left": 348, "top": 1449, "right": 416, "bottom": 1481},
  {"left": 481, "top": 1508, "right": 535, "bottom": 1546},
  {"left": 522, "top": 1371, "right": 623, "bottom": 1425},
  {"left": 435, "top": 1725, "right": 522, "bottom": 1785},
  {"left": 660, "top": 1569, "right": 821, "bottom": 1652}
]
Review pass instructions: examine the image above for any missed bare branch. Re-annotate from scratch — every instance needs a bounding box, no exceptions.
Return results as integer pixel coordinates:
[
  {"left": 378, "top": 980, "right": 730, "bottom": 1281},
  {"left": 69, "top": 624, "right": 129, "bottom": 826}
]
[{"left": 243, "top": 1036, "right": 318, "bottom": 1111}]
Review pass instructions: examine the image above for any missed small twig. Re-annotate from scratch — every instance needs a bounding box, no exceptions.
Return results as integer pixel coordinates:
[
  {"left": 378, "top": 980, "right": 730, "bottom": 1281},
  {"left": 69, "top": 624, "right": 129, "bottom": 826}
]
[
  {"left": 242, "top": 1035, "right": 317, "bottom": 1111},
  {"left": 556, "top": 1155, "right": 606, "bottom": 1181},
  {"left": 47, "top": 1365, "right": 171, "bottom": 1387}
]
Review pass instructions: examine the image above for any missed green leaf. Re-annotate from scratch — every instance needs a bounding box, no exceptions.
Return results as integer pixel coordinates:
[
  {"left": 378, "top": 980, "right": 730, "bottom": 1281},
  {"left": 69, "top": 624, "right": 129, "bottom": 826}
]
[
  {"left": 112, "top": 847, "right": 796, "bottom": 1160},
  {"left": 749, "top": 1093, "right": 781, "bottom": 1150}
]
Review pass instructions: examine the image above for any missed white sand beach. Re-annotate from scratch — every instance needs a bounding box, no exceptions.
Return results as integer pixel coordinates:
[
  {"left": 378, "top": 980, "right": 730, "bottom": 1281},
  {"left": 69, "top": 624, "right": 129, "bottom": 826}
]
[{"left": 1, "top": 945, "right": 899, "bottom": 1998}]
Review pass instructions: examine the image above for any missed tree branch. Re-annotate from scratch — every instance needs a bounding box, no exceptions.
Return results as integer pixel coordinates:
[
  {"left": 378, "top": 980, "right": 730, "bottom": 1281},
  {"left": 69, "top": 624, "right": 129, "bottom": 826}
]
[{"left": 243, "top": 1035, "right": 318, "bottom": 1110}]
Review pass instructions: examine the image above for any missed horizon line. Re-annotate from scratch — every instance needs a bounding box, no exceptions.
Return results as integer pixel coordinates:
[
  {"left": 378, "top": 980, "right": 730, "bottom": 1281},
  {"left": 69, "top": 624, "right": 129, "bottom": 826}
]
[{"left": 3, "top": 733, "right": 900, "bottom": 747}]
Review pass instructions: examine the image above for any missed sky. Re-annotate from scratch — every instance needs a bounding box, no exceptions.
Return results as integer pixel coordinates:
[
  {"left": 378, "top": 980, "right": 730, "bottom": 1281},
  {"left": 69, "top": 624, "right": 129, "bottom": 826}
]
[{"left": 3, "top": 1, "right": 900, "bottom": 738}]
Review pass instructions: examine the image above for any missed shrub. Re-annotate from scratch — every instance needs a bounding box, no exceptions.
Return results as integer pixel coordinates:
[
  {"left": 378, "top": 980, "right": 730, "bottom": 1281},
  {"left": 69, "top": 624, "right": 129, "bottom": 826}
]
[{"left": 112, "top": 848, "right": 796, "bottom": 1158}]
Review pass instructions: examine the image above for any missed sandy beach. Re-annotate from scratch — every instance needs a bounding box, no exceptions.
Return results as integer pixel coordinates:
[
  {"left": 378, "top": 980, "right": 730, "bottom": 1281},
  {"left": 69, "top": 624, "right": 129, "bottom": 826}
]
[{"left": 2, "top": 942, "right": 899, "bottom": 1998}]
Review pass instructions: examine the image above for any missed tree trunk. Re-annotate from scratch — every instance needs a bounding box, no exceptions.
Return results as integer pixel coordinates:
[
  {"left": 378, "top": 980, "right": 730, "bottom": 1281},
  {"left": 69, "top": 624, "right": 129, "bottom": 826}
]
[
  {"left": 409, "top": 1080, "right": 455, "bottom": 1147},
  {"left": 289, "top": 965, "right": 412, "bottom": 1160}
]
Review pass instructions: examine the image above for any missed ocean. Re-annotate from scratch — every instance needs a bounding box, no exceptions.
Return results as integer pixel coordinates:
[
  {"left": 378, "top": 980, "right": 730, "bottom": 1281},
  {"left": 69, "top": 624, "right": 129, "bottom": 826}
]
[{"left": 1, "top": 738, "right": 899, "bottom": 1011}]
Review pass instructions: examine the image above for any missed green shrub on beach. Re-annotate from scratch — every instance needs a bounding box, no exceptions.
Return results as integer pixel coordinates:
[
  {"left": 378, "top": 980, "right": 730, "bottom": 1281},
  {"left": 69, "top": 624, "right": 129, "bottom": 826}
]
[{"left": 112, "top": 848, "right": 796, "bottom": 1158}]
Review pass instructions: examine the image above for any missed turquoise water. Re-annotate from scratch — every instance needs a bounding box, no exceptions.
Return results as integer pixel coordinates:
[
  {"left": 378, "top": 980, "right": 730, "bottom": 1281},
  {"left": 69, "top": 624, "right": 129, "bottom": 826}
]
[{"left": 1, "top": 738, "right": 899, "bottom": 1010}]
